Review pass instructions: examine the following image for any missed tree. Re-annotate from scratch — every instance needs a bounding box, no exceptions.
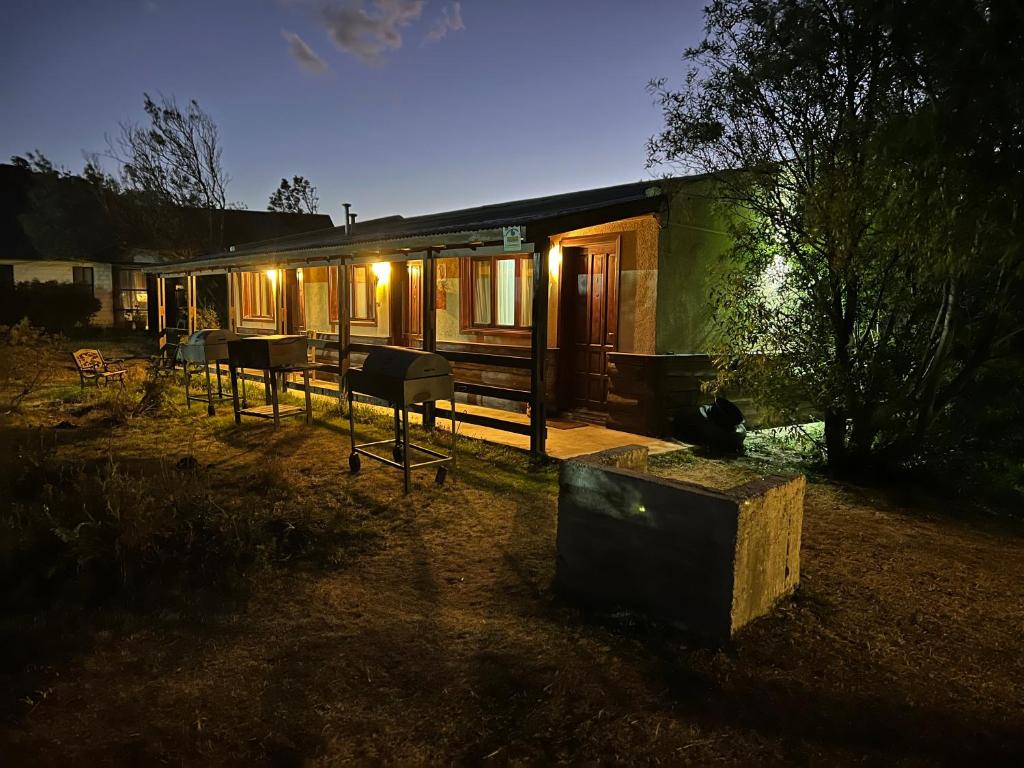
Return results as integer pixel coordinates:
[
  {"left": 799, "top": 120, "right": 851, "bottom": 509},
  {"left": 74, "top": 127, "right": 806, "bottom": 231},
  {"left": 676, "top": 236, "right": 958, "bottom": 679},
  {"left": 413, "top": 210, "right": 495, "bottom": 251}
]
[
  {"left": 112, "top": 93, "right": 230, "bottom": 255},
  {"left": 12, "top": 152, "right": 123, "bottom": 262},
  {"left": 267, "top": 176, "right": 319, "bottom": 214},
  {"left": 648, "top": 0, "right": 1024, "bottom": 470}
]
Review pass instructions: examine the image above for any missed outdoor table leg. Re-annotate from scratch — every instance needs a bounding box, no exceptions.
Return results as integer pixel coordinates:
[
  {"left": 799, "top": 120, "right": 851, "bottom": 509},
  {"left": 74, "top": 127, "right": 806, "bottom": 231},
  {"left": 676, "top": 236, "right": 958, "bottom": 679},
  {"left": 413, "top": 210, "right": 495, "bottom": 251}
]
[
  {"left": 303, "top": 368, "right": 312, "bottom": 425},
  {"left": 205, "top": 363, "right": 215, "bottom": 416},
  {"left": 184, "top": 363, "right": 192, "bottom": 409},
  {"left": 402, "top": 406, "right": 411, "bottom": 494},
  {"left": 263, "top": 370, "right": 272, "bottom": 405},
  {"left": 215, "top": 361, "right": 223, "bottom": 398},
  {"left": 229, "top": 364, "right": 241, "bottom": 424},
  {"left": 270, "top": 370, "right": 280, "bottom": 429}
]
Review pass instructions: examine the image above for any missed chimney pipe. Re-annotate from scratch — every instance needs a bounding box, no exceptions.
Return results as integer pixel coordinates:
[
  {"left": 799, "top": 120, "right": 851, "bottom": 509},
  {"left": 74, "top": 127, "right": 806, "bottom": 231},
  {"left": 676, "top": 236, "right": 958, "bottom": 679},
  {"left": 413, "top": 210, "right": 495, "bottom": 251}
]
[
  {"left": 342, "top": 203, "right": 351, "bottom": 234},
  {"left": 348, "top": 212, "right": 357, "bottom": 231}
]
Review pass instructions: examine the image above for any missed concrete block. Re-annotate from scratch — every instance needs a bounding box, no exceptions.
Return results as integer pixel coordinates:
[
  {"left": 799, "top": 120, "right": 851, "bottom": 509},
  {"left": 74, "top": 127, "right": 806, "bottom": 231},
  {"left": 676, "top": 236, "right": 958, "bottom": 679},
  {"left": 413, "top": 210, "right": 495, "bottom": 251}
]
[{"left": 555, "top": 448, "right": 804, "bottom": 643}]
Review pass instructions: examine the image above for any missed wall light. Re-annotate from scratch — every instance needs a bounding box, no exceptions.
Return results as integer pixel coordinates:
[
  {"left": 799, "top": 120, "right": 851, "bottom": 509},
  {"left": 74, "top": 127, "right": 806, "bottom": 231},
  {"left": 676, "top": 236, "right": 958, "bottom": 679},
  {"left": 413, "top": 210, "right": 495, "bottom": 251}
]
[
  {"left": 264, "top": 268, "right": 277, "bottom": 287},
  {"left": 372, "top": 261, "right": 391, "bottom": 284},
  {"left": 548, "top": 244, "right": 562, "bottom": 278}
]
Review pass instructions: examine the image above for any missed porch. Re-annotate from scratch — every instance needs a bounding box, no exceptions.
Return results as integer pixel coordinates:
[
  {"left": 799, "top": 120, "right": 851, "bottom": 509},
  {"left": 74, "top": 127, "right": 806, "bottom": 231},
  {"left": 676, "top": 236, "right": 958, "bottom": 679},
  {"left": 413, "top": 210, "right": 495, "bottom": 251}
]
[{"left": 146, "top": 181, "right": 675, "bottom": 457}]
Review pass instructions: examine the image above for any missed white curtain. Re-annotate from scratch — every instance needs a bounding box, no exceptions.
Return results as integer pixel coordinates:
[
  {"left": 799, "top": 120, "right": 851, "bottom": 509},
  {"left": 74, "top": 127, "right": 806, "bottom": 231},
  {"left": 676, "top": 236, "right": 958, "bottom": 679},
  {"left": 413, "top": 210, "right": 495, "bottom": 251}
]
[{"left": 496, "top": 259, "right": 516, "bottom": 326}]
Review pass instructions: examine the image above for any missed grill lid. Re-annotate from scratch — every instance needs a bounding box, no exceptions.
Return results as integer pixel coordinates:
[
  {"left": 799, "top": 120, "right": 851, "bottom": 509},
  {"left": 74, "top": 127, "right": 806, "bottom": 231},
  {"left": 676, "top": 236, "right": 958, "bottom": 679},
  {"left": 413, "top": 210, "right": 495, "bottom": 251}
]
[
  {"left": 185, "top": 329, "right": 240, "bottom": 345},
  {"left": 361, "top": 345, "right": 451, "bottom": 380}
]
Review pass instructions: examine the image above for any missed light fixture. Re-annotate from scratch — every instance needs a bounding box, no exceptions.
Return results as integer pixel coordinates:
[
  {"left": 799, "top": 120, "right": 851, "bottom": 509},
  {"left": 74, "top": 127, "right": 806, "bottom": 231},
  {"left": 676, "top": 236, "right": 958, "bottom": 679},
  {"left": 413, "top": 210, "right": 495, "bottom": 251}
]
[
  {"left": 372, "top": 261, "right": 391, "bottom": 283},
  {"left": 264, "top": 268, "right": 277, "bottom": 286},
  {"left": 548, "top": 244, "right": 562, "bottom": 277}
]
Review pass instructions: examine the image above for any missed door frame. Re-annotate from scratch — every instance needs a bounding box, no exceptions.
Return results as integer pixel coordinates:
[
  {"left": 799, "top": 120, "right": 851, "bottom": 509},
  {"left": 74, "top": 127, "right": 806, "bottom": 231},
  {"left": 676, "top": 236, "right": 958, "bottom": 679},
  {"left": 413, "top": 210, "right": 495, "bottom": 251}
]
[{"left": 556, "top": 234, "right": 621, "bottom": 411}]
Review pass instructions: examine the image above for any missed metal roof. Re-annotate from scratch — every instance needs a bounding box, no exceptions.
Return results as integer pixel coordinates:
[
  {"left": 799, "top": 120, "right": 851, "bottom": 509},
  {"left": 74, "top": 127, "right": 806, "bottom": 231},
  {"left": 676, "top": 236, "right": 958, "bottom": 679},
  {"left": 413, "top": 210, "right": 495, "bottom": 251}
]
[{"left": 145, "top": 175, "right": 704, "bottom": 274}]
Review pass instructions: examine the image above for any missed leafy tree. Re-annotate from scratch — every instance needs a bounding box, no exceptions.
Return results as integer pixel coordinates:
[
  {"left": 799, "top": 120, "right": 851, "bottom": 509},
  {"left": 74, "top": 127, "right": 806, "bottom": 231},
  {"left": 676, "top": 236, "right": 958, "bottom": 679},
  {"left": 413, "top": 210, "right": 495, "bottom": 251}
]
[
  {"left": 12, "top": 152, "right": 123, "bottom": 262},
  {"left": 648, "top": 0, "right": 1024, "bottom": 470},
  {"left": 267, "top": 176, "right": 319, "bottom": 214},
  {"left": 111, "top": 93, "right": 230, "bottom": 255}
]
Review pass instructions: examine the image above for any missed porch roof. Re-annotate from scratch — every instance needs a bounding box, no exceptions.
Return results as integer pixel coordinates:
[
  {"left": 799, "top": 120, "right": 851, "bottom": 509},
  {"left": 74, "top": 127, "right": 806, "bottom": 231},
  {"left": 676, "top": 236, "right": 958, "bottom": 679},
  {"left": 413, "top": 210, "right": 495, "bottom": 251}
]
[{"left": 144, "top": 176, "right": 701, "bottom": 275}]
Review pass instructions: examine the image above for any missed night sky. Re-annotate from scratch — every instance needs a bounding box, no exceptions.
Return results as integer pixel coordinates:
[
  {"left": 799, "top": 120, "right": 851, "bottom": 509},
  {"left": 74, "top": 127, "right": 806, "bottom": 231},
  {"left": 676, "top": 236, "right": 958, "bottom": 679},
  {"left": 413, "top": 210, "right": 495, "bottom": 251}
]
[{"left": 0, "top": 0, "right": 706, "bottom": 221}]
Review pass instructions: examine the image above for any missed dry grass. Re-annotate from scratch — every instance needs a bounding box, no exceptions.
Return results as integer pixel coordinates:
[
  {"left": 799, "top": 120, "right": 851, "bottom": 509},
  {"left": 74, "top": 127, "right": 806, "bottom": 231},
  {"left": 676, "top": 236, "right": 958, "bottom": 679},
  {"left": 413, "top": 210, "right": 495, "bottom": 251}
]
[{"left": 1, "top": 334, "right": 1023, "bottom": 765}]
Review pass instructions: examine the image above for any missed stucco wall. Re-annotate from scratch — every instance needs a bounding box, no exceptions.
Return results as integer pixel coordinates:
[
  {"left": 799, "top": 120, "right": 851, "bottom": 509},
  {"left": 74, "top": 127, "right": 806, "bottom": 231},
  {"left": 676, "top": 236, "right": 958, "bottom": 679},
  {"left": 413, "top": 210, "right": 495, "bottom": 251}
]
[
  {"left": 550, "top": 215, "right": 659, "bottom": 355},
  {"left": 656, "top": 184, "right": 732, "bottom": 354},
  {"left": 1, "top": 259, "right": 115, "bottom": 326}
]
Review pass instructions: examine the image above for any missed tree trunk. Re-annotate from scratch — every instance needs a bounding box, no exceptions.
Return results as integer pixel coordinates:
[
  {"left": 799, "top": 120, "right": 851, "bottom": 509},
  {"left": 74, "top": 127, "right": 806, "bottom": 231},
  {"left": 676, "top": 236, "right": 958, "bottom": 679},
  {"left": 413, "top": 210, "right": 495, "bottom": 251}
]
[{"left": 824, "top": 408, "right": 848, "bottom": 471}]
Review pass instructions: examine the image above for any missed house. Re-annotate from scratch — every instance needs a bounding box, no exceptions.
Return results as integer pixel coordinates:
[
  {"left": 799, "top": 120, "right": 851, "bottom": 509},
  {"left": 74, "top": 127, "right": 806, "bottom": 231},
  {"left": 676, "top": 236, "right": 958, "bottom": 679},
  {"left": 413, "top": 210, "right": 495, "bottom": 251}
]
[
  {"left": 0, "top": 163, "right": 333, "bottom": 329},
  {"left": 144, "top": 175, "right": 739, "bottom": 454}
]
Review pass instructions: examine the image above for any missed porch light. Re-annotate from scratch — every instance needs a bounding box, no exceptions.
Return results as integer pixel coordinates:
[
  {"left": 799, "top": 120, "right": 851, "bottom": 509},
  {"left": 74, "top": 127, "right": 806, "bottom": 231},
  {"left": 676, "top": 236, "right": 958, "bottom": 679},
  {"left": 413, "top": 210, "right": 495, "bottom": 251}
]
[
  {"left": 265, "top": 268, "right": 277, "bottom": 287},
  {"left": 548, "top": 244, "right": 562, "bottom": 277},
  {"left": 372, "top": 261, "right": 391, "bottom": 284}
]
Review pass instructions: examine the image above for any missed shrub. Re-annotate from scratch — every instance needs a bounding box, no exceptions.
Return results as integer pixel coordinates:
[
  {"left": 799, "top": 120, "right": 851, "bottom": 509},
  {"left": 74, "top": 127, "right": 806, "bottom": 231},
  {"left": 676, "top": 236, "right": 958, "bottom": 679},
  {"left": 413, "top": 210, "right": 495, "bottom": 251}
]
[
  {"left": 0, "top": 320, "right": 59, "bottom": 413},
  {"left": 5, "top": 280, "right": 101, "bottom": 333}
]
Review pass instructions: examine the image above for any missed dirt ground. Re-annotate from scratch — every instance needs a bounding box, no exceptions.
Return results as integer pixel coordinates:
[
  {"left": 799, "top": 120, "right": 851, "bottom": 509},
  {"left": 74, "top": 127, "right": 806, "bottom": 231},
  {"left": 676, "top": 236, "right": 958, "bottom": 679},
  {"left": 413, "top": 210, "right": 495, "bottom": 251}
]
[{"left": 2, "top": 340, "right": 1023, "bottom": 765}]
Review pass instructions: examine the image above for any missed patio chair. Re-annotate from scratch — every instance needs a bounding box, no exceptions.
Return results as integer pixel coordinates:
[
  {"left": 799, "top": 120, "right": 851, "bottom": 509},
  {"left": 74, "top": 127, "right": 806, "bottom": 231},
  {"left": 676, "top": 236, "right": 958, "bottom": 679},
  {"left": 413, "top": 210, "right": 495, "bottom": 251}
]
[
  {"left": 148, "top": 344, "right": 180, "bottom": 380},
  {"left": 72, "top": 348, "right": 127, "bottom": 389}
]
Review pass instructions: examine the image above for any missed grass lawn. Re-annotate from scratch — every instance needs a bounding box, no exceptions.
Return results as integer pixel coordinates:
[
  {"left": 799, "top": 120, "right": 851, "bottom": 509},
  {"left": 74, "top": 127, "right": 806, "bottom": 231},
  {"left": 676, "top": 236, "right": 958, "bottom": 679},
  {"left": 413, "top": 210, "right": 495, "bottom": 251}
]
[{"left": 1, "top": 333, "right": 1023, "bottom": 765}]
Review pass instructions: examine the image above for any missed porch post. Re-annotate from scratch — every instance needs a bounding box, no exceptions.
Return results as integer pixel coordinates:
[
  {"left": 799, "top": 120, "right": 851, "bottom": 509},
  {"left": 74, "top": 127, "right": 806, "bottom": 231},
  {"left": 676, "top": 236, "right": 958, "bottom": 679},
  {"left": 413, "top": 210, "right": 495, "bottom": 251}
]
[
  {"left": 156, "top": 276, "right": 167, "bottom": 351},
  {"left": 226, "top": 271, "right": 237, "bottom": 331},
  {"left": 275, "top": 269, "right": 288, "bottom": 334},
  {"left": 186, "top": 274, "right": 197, "bottom": 334},
  {"left": 530, "top": 236, "right": 549, "bottom": 457},
  {"left": 422, "top": 249, "right": 437, "bottom": 430},
  {"left": 336, "top": 262, "right": 350, "bottom": 410}
]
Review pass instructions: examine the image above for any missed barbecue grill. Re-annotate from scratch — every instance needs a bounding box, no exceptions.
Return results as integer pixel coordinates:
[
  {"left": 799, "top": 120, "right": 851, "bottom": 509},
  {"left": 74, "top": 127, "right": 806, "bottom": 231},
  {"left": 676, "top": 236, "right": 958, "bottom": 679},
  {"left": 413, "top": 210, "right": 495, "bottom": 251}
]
[
  {"left": 227, "top": 334, "right": 307, "bottom": 369},
  {"left": 226, "top": 334, "right": 318, "bottom": 429},
  {"left": 179, "top": 328, "right": 239, "bottom": 415},
  {"left": 346, "top": 345, "right": 456, "bottom": 493}
]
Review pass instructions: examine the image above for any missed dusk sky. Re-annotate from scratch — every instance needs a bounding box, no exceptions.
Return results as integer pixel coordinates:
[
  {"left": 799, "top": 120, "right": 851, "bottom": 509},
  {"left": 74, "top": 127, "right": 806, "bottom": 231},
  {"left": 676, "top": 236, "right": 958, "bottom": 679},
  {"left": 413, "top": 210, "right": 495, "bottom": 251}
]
[{"left": 1, "top": 0, "right": 706, "bottom": 222}]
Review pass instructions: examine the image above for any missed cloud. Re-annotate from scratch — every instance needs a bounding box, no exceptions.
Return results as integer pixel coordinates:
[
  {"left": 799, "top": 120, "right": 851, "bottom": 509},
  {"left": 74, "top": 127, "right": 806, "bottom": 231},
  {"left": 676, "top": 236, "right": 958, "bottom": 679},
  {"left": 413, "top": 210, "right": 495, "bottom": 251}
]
[
  {"left": 424, "top": 1, "right": 464, "bottom": 43},
  {"left": 320, "top": 0, "right": 425, "bottom": 64},
  {"left": 282, "top": 30, "right": 329, "bottom": 73}
]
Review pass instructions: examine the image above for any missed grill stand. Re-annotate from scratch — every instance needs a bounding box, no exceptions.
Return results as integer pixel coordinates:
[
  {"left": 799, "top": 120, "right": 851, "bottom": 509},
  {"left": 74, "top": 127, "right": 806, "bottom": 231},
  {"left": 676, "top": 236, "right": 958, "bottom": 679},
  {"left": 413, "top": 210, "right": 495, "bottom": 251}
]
[
  {"left": 347, "top": 389, "right": 456, "bottom": 495},
  {"left": 228, "top": 363, "right": 317, "bottom": 428},
  {"left": 184, "top": 361, "right": 229, "bottom": 416}
]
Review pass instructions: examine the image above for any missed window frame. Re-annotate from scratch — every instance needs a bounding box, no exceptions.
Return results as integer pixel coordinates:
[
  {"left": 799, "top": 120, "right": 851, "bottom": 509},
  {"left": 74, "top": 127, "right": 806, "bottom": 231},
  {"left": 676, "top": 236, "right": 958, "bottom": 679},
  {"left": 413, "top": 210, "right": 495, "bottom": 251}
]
[
  {"left": 459, "top": 253, "right": 534, "bottom": 335},
  {"left": 328, "top": 265, "right": 378, "bottom": 326},
  {"left": 240, "top": 271, "right": 275, "bottom": 321},
  {"left": 113, "top": 268, "right": 148, "bottom": 327}
]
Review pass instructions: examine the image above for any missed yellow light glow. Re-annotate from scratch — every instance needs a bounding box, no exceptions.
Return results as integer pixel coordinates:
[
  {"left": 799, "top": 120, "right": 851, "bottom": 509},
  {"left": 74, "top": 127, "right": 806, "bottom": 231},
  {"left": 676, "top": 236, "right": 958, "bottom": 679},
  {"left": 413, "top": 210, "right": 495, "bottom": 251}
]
[
  {"left": 372, "top": 261, "right": 391, "bottom": 283},
  {"left": 548, "top": 244, "right": 562, "bottom": 277},
  {"left": 264, "top": 269, "right": 277, "bottom": 286}
]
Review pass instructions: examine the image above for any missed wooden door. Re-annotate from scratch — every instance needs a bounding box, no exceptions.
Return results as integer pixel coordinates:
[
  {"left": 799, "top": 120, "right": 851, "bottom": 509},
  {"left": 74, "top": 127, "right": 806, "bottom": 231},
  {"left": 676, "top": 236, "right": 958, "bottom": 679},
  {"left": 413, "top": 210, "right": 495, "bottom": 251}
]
[
  {"left": 563, "top": 242, "right": 619, "bottom": 410},
  {"left": 285, "top": 269, "right": 305, "bottom": 334}
]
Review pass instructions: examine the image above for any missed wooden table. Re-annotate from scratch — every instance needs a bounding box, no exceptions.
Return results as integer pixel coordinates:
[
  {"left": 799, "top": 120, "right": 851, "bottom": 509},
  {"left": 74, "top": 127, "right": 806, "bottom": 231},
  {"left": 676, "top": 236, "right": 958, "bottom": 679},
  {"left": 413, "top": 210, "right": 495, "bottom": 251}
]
[{"left": 228, "top": 362, "right": 326, "bottom": 428}]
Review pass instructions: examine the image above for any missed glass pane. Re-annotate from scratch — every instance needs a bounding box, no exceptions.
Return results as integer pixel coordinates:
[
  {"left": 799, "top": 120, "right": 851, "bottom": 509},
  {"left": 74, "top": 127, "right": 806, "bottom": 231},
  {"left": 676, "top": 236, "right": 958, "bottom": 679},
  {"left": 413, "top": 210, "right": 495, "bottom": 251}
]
[
  {"left": 352, "top": 267, "right": 368, "bottom": 318},
  {"left": 472, "top": 260, "right": 491, "bottom": 324},
  {"left": 408, "top": 261, "right": 422, "bottom": 335},
  {"left": 495, "top": 259, "right": 516, "bottom": 326},
  {"left": 517, "top": 257, "right": 533, "bottom": 327}
]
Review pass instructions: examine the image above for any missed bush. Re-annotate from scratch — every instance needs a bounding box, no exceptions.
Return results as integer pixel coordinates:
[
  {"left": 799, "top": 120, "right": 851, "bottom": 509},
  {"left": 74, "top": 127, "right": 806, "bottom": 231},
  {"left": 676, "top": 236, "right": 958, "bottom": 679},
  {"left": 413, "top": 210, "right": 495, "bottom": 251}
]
[
  {"left": 0, "top": 320, "right": 59, "bottom": 413},
  {"left": 3, "top": 280, "right": 101, "bottom": 333}
]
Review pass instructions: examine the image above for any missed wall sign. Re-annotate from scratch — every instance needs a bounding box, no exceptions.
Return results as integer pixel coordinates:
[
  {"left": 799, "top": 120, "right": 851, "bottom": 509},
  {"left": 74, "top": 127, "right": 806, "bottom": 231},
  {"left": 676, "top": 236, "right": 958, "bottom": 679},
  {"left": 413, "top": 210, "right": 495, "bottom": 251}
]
[{"left": 502, "top": 226, "right": 523, "bottom": 251}]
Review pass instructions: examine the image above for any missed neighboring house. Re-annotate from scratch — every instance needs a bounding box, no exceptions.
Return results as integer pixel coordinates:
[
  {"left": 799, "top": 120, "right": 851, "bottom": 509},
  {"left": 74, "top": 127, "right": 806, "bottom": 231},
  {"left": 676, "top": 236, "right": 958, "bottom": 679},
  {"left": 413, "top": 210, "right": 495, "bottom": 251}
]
[
  {"left": 146, "top": 175, "right": 741, "bottom": 452},
  {"left": 0, "top": 163, "right": 333, "bottom": 329}
]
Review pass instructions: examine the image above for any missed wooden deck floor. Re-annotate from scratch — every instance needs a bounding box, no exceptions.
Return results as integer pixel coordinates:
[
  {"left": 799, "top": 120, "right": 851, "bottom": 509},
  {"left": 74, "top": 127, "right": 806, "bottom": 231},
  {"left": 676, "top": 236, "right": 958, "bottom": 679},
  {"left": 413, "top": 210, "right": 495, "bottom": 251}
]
[{"left": 269, "top": 373, "right": 683, "bottom": 461}]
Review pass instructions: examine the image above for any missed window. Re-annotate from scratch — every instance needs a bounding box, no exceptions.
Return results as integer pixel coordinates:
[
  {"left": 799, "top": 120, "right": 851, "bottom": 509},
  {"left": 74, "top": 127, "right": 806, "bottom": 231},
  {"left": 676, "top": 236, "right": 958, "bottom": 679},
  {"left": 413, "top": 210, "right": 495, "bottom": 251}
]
[
  {"left": 461, "top": 254, "right": 533, "bottom": 331},
  {"left": 241, "top": 271, "right": 274, "bottom": 320},
  {"left": 114, "top": 268, "right": 149, "bottom": 328},
  {"left": 72, "top": 266, "right": 94, "bottom": 295},
  {"left": 406, "top": 260, "right": 422, "bottom": 337},
  {"left": 328, "top": 265, "right": 378, "bottom": 325}
]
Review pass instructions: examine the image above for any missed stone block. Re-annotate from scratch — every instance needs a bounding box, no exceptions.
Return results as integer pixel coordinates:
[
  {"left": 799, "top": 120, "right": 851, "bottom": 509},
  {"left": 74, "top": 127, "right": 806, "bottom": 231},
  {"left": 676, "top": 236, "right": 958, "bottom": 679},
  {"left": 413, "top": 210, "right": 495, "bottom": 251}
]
[{"left": 555, "top": 448, "right": 804, "bottom": 643}]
